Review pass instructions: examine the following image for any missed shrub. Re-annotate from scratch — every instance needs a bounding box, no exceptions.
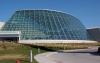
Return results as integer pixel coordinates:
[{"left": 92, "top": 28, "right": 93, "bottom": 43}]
[{"left": 2, "top": 44, "right": 7, "bottom": 50}]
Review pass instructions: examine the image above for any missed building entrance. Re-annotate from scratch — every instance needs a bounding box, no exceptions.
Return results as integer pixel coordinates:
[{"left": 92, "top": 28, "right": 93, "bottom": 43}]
[
  {"left": 0, "top": 31, "right": 21, "bottom": 43},
  {"left": 0, "top": 37, "right": 19, "bottom": 42}
]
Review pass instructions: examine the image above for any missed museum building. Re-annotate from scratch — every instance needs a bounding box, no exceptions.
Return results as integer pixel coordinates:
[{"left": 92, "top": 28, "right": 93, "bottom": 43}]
[{"left": 0, "top": 10, "right": 98, "bottom": 43}]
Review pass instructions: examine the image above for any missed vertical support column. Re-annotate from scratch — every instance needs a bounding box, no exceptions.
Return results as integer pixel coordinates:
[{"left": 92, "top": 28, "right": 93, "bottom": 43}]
[{"left": 30, "top": 50, "right": 33, "bottom": 62}]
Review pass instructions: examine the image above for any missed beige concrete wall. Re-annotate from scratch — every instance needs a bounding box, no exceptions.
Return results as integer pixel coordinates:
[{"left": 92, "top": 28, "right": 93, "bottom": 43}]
[{"left": 19, "top": 40, "right": 97, "bottom": 44}]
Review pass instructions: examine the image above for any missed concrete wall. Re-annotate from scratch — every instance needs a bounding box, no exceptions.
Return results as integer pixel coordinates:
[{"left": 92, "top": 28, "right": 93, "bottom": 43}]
[
  {"left": 0, "top": 22, "right": 5, "bottom": 30},
  {"left": 19, "top": 40, "right": 97, "bottom": 44},
  {"left": 87, "top": 28, "right": 100, "bottom": 42}
]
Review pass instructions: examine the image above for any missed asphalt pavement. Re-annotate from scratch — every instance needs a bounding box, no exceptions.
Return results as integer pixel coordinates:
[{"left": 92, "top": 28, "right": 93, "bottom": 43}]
[{"left": 34, "top": 46, "right": 100, "bottom": 63}]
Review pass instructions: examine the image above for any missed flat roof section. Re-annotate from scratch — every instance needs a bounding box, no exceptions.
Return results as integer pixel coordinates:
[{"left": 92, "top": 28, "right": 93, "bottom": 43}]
[{"left": 0, "top": 31, "right": 21, "bottom": 42}]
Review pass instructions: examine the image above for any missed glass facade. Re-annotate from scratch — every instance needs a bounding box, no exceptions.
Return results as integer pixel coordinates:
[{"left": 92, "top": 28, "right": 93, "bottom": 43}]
[{"left": 1, "top": 10, "right": 92, "bottom": 40}]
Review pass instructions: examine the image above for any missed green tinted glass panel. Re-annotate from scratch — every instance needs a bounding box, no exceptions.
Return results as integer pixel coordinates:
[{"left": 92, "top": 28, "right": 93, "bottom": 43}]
[{"left": 1, "top": 10, "right": 93, "bottom": 40}]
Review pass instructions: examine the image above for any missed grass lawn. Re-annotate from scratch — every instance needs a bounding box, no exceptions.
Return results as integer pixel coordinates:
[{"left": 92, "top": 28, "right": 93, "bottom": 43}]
[
  {"left": 0, "top": 42, "right": 100, "bottom": 63},
  {"left": 0, "top": 42, "right": 52, "bottom": 63}
]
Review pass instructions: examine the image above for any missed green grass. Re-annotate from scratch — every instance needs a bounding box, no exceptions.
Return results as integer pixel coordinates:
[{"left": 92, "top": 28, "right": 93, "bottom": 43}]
[
  {"left": 0, "top": 42, "right": 50, "bottom": 63},
  {"left": 0, "top": 48, "right": 45, "bottom": 63},
  {"left": 0, "top": 42, "right": 100, "bottom": 63}
]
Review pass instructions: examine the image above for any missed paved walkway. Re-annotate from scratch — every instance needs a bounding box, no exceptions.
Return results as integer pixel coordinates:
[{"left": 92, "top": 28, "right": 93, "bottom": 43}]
[{"left": 34, "top": 46, "right": 100, "bottom": 63}]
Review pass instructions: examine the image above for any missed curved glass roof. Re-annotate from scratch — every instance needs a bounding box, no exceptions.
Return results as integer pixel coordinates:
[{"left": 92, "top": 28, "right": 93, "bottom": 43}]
[{"left": 1, "top": 10, "right": 93, "bottom": 40}]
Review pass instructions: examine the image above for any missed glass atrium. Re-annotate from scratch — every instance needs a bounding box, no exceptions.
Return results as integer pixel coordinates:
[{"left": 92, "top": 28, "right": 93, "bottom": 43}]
[{"left": 1, "top": 10, "right": 92, "bottom": 40}]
